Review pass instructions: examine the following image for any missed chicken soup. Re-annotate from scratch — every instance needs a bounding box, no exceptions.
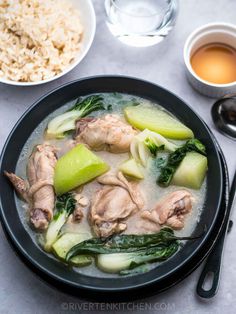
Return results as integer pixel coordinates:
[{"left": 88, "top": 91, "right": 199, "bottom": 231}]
[{"left": 5, "top": 93, "right": 207, "bottom": 277}]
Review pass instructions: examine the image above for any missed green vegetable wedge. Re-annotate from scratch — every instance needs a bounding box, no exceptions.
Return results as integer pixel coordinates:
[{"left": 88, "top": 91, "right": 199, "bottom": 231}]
[
  {"left": 119, "top": 158, "right": 144, "bottom": 179},
  {"left": 172, "top": 152, "right": 208, "bottom": 189},
  {"left": 54, "top": 144, "right": 109, "bottom": 195},
  {"left": 124, "top": 105, "right": 194, "bottom": 139}
]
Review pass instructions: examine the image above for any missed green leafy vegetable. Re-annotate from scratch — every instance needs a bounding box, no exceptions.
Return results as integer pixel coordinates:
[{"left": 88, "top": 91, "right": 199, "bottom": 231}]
[
  {"left": 97, "top": 242, "right": 179, "bottom": 274},
  {"left": 44, "top": 193, "right": 76, "bottom": 251},
  {"left": 155, "top": 157, "right": 166, "bottom": 169},
  {"left": 68, "top": 95, "right": 104, "bottom": 114},
  {"left": 144, "top": 137, "right": 165, "bottom": 156},
  {"left": 130, "top": 129, "right": 177, "bottom": 167},
  {"left": 65, "top": 227, "right": 200, "bottom": 274},
  {"left": 158, "top": 139, "right": 206, "bottom": 187},
  {"left": 66, "top": 227, "right": 177, "bottom": 259},
  {"left": 119, "top": 264, "right": 151, "bottom": 276},
  {"left": 66, "top": 228, "right": 182, "bottom": 274},
  {"left": 184, "top": 139, "right": 206, "bottom": 154},
  {"left": 46, "top": 95, "right": 105, "bottom": 138},
  {"left": 54, "top": 193, "right": 77, "bottom": 218}
]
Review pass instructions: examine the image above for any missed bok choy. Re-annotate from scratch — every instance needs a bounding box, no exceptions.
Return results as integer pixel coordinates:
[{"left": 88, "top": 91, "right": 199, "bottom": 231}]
[
  {"left": 66, "top": 227, "right": 178, "bottom": 257},
  {"left": 158, "top": 138, "right": 206, "bottom": 187},
  {"left": 130, "top": 129, "right": 178, "bottom": 167},
  {"left": 44, "top": 193, "right": 76, "bottom": 251},
  {"left": 52, "top": 233, "right": 93, "bottom": 266},
  {"left": 97, "top": 242, "right": 179, "bottom": 273},
  {"left": 46, "top": 95, "right": 105, "bottom": 139},
  {"left": 65, "top": 228, "right": 183, "bottom": 274}
]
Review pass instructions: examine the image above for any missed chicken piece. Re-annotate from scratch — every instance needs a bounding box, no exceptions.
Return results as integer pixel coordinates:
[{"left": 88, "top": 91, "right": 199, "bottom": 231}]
[
  {"left": 5, "top": 144, "right": 57, "bottom": 230},
  {"left": 72, "top": 194, "right": 90, "bottom": 222},
  {"left": 4, "top": 171, "right": 29, "bottom": 202},
  {"left": 75, "top": 117, "right": 95, "bottom": 134},
  {"left": 75, "top": 114, "right": 137, "bottom": 153},
  {"left": 27, "top": 144, "right": 57, "bottom": 229},
  {"left": 141, "top": 190, "right": 194, "bottom": 230},
  {"left": 90, "top": 186, "right": 137, "bottom": 237},
  {"left": 90, "top": 172, "right": 144, "bottom": 237},
  {"left": 97, "top": 171, "right": 144, "bottom": 210},
  {"left": 125, "top": 212, "right": 161, "bottom": 235}
]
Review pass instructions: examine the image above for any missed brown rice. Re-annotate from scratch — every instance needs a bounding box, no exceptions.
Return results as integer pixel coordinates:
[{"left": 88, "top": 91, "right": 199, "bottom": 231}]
[{"left": 0, "top": 0, "right": 83, "bottom": 82}]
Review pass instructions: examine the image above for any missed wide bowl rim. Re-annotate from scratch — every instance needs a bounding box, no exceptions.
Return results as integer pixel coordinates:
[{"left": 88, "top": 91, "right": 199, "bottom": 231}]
[
  {"left": 0, "top": 0, "right": 96, "bottom": 87},
  {"left": 0, "top": 75, "right": 223, "bottom": 293}
]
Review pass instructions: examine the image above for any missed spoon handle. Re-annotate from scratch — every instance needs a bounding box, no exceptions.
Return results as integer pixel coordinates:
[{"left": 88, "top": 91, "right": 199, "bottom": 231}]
[{"left": 197, "top": 169, "right": 236, "bottom": 298}]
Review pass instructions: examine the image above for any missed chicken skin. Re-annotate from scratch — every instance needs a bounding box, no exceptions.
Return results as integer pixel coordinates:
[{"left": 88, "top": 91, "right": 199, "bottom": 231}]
[
  {"left": 141, "top": 190, "right": 194, "bottom": 230},
  {"left": 75, "top": 114, "right": 137, "bottom": 153},
  {"left": 5, "top": 144, "right": 57, "bottom": 230},
  {"left": 90, "top": 171, "right": 144, "bottom": 237}
]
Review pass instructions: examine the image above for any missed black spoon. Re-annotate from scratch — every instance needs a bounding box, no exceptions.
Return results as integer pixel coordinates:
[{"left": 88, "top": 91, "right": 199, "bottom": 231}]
[
  {"left": 211, "top": 93, "right": 236, "bottom": 139},
  {"left": 196, "top": 95, "right": 236, "bottom": 298}
]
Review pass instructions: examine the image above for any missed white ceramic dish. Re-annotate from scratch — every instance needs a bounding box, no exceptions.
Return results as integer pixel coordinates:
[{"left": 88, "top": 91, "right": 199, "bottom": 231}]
[
  {"left": 0, "top": 0, "right": 96, "bottom": 87},
  {"left": 184, "top": 23, "right": 236, "bottom": 98}
]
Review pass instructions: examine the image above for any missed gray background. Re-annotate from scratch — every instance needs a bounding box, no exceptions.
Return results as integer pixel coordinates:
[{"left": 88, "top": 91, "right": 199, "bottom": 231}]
[{"left": 0, "top": 0, "right": 236, "bottom": 313}]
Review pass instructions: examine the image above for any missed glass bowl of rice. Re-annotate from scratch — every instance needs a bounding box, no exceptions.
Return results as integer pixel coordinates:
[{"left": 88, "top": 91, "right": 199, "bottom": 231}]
[{"left": 0, "top": 0, "right": 96, "bottom": 86}]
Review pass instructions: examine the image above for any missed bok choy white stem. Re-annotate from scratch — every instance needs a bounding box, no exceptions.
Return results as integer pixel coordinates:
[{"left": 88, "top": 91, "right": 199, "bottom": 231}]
[
  {"left": 44, "top": 193, "right": 76, "bottom": 251},
  {"left": 46, "top": 95, "right": 105, "bottom": 139}
]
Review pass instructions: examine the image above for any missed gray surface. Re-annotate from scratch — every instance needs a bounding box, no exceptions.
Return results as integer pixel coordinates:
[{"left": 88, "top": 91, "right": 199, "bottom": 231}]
[{"left": 0, "top": 0, "right": 236, "bottom": 313}]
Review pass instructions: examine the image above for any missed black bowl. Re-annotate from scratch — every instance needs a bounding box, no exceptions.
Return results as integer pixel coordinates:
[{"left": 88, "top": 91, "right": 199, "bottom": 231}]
[{"left": 0, "top": 76, "right": 223, "bottom": 301}]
